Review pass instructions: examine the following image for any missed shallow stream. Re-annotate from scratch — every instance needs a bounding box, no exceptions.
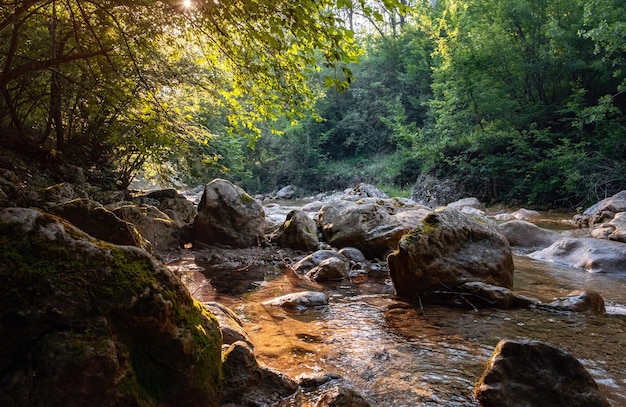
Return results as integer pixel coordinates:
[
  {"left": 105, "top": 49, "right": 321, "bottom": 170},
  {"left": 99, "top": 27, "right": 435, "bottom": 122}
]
[{"left": 175, "top": 211, "right": 626, "bottom": 406}]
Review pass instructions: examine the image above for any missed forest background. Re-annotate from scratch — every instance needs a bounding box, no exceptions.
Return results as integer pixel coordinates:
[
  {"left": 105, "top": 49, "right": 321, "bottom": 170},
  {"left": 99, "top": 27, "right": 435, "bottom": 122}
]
[{"left": 1, "top": 0, "right": 624, "bottom": 209}]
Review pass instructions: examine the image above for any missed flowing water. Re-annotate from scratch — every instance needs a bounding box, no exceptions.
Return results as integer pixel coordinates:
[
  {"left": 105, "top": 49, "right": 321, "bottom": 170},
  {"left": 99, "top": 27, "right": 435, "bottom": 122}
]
[{"left": 174, "top": 211, "right": 626, "bottom": 406}]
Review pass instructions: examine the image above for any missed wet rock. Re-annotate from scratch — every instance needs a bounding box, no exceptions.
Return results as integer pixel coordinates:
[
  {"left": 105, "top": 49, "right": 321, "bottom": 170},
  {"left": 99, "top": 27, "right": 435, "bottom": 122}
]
[
  {"left": 575, "top": 190, "right": 626, "bottom": 228},
  {"left": 498, "top": 220, "right": 561, "bottom": 249},
  {"left": 221, "top": 341, "right": 298, "bottom": 405},
  {"left": 193, "top": 178, "right": 265, "bottom": 248},
  {"left": 292, "top": 250, "right": 349, "bottom": 274},
  {"left": 457, "top": 282, "right": 539, "bottom": 309},
  {"left": 388, "top": 207, "right": 514, "bottom": 298},
  {"left": 270, "top": 209, "right": 320, "bottom": 251},
  {"left": 0, "top": 207, "right": 222, "bottom": 407},
  {"left": 203, "top": 302, "right": 253, "bottom": 347},
  {"left": 263, "top": 291, "right": 329, "bottom": 309},
  {"left": 475, "top": 339, "right": 611, "bottom": 407},
  {"left": 338, "top": 247, "right": 367, "bottom": 265},
  {"left": 112, "top": 204, "right": 181, "bottom": 252},
  {"left": 546, "top": 290, "right": 606, "bottom": 314},
  {"left": 49, "top": 198, "right": 151, "bottom": 251},
  {"left": 314, "top": 385, "right": 371, "bottom": 407},
  {"left": 306, "top": 257, "right": 349, "bottom": 282},
  {"left": 318, "top": 198, "right": 430, "bottom": 259},
  {"left": 296, "top": 372, "right": 341, "bottom": 388},
  {"left": 590, "top": 212, "right": 626, "bottom": 243},
  {"left": 529, "top": 237, "right": 626, "bottom": 273}
]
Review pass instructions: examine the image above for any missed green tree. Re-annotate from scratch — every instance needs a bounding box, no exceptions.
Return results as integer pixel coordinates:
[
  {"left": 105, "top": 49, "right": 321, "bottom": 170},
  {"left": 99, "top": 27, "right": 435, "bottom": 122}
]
[{"left": 1, "top": 0, "right": 404, "bottom": 188}]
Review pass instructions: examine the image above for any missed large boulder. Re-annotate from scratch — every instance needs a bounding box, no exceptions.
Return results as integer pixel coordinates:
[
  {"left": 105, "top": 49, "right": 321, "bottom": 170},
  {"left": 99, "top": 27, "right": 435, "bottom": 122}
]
[
  {"left": 575, "top": 190, "right": 626, "bottom": 228},
  {"left": 49, "top": 198, "right": 151, "bottom": 251},
  {"left": 318, "top": 198, "right": 431, "bottom": 259},
  {"left": 475, "top": 339, "right": 611, "bottom": 407},
  {"left": 498, "top": 220, "right": 561, "bottom": 249},
  {"left": 529, "top": 237, "right": 626, "bottom": 273},
  {"left": 270, "top": 209, "right": 319, "bottom": 251},
  {"left": 193, "top": 178, "right": 265, "bottom": 248},
  {"left": 0, "top": 207, "right": 222, "bottom": 407},
  {"left": 387, "top": 207, "right": 514, "bottom": 298}
]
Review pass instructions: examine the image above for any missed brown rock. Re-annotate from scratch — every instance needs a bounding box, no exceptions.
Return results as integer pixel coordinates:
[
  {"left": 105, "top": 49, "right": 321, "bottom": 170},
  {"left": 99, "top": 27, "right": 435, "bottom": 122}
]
[
  {"left": 388, "top": 207, "right": 514, "bottom": 298},
  {"left": 193, "top": 178, "right": 265, "bottom": 248},
  {"left": 475, "top": 339, "right": 611, "bottom": 407}
]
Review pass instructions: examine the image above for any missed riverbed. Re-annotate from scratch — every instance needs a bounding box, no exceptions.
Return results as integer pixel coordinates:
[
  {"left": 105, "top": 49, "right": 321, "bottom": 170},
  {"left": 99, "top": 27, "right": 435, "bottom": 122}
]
[{"left": 172, "top": 211, "right": 626, "bottom": 406}]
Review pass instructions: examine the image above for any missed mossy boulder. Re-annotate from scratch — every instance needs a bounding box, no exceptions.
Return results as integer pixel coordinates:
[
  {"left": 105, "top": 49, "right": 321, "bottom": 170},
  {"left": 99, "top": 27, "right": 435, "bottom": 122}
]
[
  {"left": 388, "top": 207, "right": 514, "bottom": 299},
  {"left": 0, "top": 207, "right": 222, "bottom": 407},
  {"left": 193, "top": 179, "right": 265, "bottom": 248}
]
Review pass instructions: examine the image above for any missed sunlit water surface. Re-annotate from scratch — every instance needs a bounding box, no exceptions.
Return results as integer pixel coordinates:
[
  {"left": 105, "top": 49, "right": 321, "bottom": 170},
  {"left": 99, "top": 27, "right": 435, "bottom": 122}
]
[{"left": 176, "top": 212, "right": 626, "bottom": 406}]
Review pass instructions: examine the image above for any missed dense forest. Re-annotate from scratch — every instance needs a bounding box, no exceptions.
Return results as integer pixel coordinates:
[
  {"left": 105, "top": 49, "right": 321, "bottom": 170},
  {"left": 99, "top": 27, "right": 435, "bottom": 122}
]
[{"left": 1, "top": 0, "right": 625, "bottom": 208}]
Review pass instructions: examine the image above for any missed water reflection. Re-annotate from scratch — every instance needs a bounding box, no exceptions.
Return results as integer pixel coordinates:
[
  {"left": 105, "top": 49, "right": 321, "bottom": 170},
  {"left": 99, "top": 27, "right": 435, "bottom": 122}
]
[{"left": 171, "top": 212, "right": 626, "bottom": 406}]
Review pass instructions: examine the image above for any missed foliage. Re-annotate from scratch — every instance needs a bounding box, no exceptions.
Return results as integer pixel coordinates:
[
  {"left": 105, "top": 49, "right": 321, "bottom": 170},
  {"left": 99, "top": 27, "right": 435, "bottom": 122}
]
[{"left": 0, "top": 0, "right": 405, "bottom": 188}]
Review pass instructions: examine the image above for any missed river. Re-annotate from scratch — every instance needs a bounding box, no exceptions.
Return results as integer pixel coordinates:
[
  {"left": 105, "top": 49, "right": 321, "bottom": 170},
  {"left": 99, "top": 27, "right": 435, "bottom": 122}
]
[{"left": 174, "top": 210, "right": 626, "bottom": 406}]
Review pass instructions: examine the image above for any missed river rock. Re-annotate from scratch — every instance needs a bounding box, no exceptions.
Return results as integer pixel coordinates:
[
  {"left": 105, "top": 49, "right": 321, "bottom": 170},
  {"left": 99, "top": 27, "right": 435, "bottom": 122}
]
[
  {"left": 575, "top": 190, "right": 626, "bottom": 228},
  {"left": 529, "top": 237, "right": 626, "bottom": 273},
  {"left": 270, "top": 209, "right": 320, "bottom": 251},
  {"left": 263, "top": 291, "right": 329, "bottom": 309},
  {"left": 448, "top": 197, "right": 485, "bottom": 212},
  {"left": 0, "top": 207, "right": 222, "bottom": 407},
  {"left": 293, "top": 250, "right": 350, "bottom": 274},
  {"left": 338, "top": 247, "right": 367, "bottom": 265},
  {"left": 49, "top": 198, "right": 151, "bottom": 251},
  {"left": 388, "top": 207, "right": 514, "bottom": 298},
  {"left": 275, "top": 185, "right": 297, "bottom": 199},
  {"left": 144, "top": 189, "right": 197, "bottom": 225},
  {"left": 474, "top": 339, "right": 611, "bottom": 407},
  {"left": 458, "top": 282, "right": 539, "bottom": 309},
  {"left": 112, "top": 204, "right": 181, "bottom": 252},
  {"left": 314, "top": 385, "right": 372, "bottom": 407},
  {"left": 411, "top": 173, "right": 465, "bottom": 207},
  {"left": 302, "top": 200, "right": 324, "bottom": 213},
  {"left": 193, "top": 178, "right": 265, "bottom": 248},
  {"left": 203, "top": 302, "right": 253, "bottom": 347},
  {"left": 498, "top": 220, "right": 561, "bottom": 249},
  {"left": 318, "top": 198, "right": 431, "bottom": 259},
  {"left": 590, "top": 211, "right": 626, "bottom": 243},
  {"left": 343, "top": 183, "right": 389, "bottom": 200},
  {"left": 306, "top": 257, "right": 350, "bottom": 282},
  {"left": 221, "top": 341, "right": 298, "bottom": 405},
  {"left": 546, "top": 290, "right": 606, "bottom": 314}
]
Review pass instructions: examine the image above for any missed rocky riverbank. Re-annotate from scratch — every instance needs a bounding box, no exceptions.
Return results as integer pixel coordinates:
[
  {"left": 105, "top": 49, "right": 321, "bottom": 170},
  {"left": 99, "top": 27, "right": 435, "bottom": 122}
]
[{"left": 1, "top": 150, "right": 625, "bottom": 406}]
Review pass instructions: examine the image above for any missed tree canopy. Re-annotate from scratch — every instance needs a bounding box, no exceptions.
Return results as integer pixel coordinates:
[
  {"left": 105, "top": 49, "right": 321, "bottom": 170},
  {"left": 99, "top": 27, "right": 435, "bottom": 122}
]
[{"left": 1, "top": 0, "right": 406, "bottom": 187}]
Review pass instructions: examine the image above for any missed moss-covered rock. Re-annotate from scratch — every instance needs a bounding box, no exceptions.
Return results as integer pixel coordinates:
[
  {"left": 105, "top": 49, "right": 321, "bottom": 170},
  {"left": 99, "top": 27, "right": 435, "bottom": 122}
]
[
  {"left": 49, "top": 198, "right": 151, "bottom": 251},
  {"left": 387, "top": 207, "right": 514, "bottom": 299},
  {"left": 0, "top": 207, "right": 222, "bottom": 407}
]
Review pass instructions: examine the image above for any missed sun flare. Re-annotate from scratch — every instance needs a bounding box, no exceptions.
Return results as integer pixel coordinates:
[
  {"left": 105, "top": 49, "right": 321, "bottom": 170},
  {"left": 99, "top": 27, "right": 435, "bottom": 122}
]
[{"left": 183, "top": 0, "right": 192, "bottom": 8}]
